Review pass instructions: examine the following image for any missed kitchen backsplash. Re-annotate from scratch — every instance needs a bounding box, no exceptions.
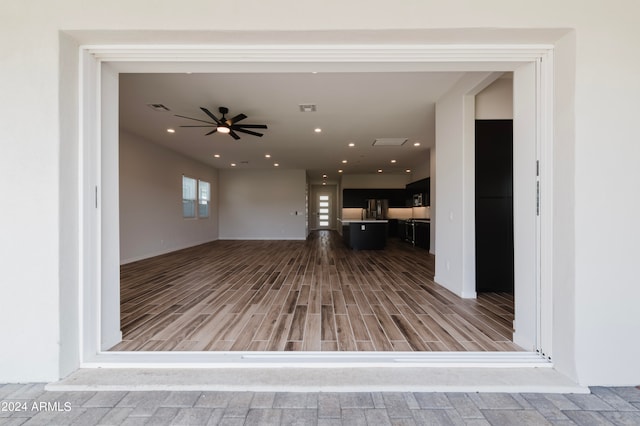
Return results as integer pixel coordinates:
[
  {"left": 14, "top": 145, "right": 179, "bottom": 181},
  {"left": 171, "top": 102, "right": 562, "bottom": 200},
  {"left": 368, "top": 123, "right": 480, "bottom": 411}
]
[
  {"left": 412, "top": 206, "right": 430, "bottom": 219},
  {"left": 341, "top": 206, "right": 430, "bottom": 220},
  {"left": 342, "top": 208, "right": 365, "bottom": 220}
]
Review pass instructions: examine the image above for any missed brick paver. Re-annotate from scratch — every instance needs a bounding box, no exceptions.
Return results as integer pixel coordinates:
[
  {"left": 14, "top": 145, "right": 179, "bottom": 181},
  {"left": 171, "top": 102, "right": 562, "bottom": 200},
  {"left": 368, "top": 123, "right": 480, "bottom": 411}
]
[{"left": 0, "top": 384, "right": 639, "bottom": 425}]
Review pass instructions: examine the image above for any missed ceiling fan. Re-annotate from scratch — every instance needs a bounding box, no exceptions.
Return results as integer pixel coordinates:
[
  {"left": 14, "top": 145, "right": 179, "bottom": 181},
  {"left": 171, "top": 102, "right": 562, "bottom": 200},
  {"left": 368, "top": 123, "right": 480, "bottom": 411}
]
[{"left": 175, "top": 106, "right": 268, "bottom": 140}]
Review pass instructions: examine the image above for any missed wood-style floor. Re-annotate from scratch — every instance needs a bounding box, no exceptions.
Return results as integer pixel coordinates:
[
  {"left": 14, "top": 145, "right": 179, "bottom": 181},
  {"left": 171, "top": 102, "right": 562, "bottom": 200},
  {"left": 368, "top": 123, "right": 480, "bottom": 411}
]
[{"left": 111, "top": 231, "right": 521, "bottom": 352}]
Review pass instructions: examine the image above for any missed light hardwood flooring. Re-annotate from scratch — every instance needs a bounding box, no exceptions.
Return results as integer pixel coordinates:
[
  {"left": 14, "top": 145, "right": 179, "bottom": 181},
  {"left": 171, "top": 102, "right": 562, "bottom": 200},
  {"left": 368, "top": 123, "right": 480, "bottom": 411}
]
[{"left": 111, "top": 231, "right": 521, "bottom": 352}]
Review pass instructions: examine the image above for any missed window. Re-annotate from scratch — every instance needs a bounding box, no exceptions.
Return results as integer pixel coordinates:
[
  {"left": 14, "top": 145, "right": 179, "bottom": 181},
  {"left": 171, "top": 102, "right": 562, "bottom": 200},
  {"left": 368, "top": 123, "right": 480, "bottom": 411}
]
[
  {"left": 198, "top": 180, "right": 210, "bottom": 218},
  {"left": 182, "top": 176, "right": 197, "bottom": 218},
  {"left": 183, "top": 176, "right": 211, "bottom": 219},
  {"left": 182, "top": 176, "right": 211, "bottom": 219}
]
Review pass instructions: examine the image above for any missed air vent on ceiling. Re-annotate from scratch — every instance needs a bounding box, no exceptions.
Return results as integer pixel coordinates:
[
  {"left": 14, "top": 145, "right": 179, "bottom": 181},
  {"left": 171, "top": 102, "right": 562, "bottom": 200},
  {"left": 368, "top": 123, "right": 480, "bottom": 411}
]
[
  {"left": 299, "top": 104, "right": 317, "bottom": 112},
  {"left": 147, "top": 103, "right": 171, "bottom": 112},
  {"left": 240, "top": 161, "right": 249, "bottom": 164},
  {"left": 372, "top": 138, "right": 408, "bottom": 146}
]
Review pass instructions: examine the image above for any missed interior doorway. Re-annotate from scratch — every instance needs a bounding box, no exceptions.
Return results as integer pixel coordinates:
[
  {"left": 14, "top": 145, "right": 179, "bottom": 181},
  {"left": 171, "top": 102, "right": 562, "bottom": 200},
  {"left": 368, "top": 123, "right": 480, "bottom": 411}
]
[{"left": 80, "top": 41, "right": 553, "bottom": 366}]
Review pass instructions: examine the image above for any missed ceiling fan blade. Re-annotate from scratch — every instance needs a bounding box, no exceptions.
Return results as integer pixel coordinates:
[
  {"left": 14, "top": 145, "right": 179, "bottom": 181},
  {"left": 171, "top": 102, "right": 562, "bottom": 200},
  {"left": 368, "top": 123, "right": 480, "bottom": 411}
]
[
  {"left": 234, "top": 124, "right": 268, "bottom": 129},
  {"left": 200, "top": 107, "right": 222, "bottom": 124},
  {"left": 229, "top": 113, "right": 247, "bottom": 124},
  {"left": 205, "top": 129, "right": 218, "bottom": 136},
  {"left": 179, "top": 125, "right": 216, "bottom": 127},
  {"left": 234, "top": 128, "right": 264, "bottom": 137},
  {"left": 175, "top": 114, "right": 215, "bottom": 125},
  {"left": 229, "top": 130, "right": 241, "bottom": 140}
]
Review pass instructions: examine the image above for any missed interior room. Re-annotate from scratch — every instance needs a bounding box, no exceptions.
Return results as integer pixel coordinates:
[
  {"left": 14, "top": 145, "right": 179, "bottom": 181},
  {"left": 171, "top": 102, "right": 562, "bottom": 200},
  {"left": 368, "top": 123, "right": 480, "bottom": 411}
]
[{"left": 112, "top": 71, "right": 520, "bottom": 353}]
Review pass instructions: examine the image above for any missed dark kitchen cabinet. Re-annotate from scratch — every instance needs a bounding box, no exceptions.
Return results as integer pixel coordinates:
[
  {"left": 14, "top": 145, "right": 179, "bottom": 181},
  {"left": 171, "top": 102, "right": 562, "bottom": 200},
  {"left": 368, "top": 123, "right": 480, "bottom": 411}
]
[
  {"left": 397, "top": 219, "right": 407, "bottom": 241},
  {"left": 475, "top": 119, "right": 514, "bottom": 293},
  {"left": 387, "top": 219, "right": 398, "bottom": 237},
  {"left": 406, "top": 178, "right": 430, "bottom": 206},
  {"left": 414, "top": 222, "right": 430, "bottom": 250},
  {"left": 342, "top": 188, "right": 407, "bottom": 208},
  {"left": 343, "top": 222, "right": 388, "bottom": 250}
]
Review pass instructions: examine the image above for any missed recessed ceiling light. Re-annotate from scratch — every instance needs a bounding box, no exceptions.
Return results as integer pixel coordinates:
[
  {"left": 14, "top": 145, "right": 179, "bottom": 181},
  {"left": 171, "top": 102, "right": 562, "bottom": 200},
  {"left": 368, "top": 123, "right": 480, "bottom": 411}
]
[
  {"left": 231, "top": 163, "right": 237, "bottom": 167},
  {"left": 274, "top": 163, "right": 279, "bottom": 167},
  {"left": 314, "top": 128, "right": 322, "bottom": 133},
  {"left": 322, "top": 174, "right": 327, "bottom": 178},
  {"left": 377, "top": 169, "right": 383, "bottom": 173},
  {"left": 348, "top": 142, "right": 355, "bottom": 147},
  {"left": 390, "top": 159, "right": 397, "bottom": 163},
  {"left": 167, "top": 128, "right": 175, "bottom": 133},
  {"left": 405, "top": 169, "right": 411, "bottom": 173},
  {"left": 342, "top": 160, "right": 348, "bottom": 164},
  {"left": 322, "top": 182, "right": 326, "bottom": 185},
  {"left": 213, "top": 154, "right": 221, "bottom": 158},
  {"left": 265, "top": 154, "right": 271, "bottom": 158},
  {"left": 414, "top": 142, "right": 421, "bottom": 147},
  {"left": 338, "top": 169, "right": 343, "bottom": 173}
]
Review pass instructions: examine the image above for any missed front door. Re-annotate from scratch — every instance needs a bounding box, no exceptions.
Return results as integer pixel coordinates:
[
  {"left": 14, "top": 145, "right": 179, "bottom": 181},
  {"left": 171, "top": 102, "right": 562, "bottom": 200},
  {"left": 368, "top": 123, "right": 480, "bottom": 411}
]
[{"left": 311, "top": 186, "right": 335, "bottom": 230}]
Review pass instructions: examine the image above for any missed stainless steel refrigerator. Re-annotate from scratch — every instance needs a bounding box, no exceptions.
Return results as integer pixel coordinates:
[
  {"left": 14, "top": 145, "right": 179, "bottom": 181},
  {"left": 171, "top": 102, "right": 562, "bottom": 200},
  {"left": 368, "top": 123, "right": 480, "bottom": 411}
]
[{"left": 365, "top": 199, "right": 389, "bottom": 220}]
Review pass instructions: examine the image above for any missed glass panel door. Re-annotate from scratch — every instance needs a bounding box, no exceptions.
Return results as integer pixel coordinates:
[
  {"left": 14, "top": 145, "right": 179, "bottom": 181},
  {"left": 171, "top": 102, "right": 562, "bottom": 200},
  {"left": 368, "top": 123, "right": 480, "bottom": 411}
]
[{"left": 318, "top": 194, "right": 330, "bottom": 228}]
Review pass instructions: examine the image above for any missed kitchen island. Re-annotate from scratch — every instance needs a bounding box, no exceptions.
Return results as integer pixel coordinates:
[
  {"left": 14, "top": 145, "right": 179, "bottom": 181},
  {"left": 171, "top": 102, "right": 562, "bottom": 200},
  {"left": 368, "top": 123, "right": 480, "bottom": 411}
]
[{"left": 338, "top": 219, "right": 388, "bottom": 250}]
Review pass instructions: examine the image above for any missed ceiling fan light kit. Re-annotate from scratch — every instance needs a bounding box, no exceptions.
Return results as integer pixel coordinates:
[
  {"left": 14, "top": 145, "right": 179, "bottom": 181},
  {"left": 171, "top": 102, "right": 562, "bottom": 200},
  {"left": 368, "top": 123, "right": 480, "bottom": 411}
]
[{"left": 176, "top": 106, "right": 268, "bottom": 140}]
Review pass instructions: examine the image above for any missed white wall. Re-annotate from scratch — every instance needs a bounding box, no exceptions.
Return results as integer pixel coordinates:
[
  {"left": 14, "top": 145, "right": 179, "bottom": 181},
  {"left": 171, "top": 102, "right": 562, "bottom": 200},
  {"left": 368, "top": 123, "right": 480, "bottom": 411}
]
[
  {"left": 475, "top": 75, "right": 514, "bottom": 120},
  {"left": 119, "top": 131, "right": 219, "bottom": 263},
  {"left": 58, "top": 32, "right": 81, "bottom": 378},
  {"left": 434, "top": 73, "right": 496, "bottom": 298},
  {"left": 410, "top": 151, "right": 431, "bottom": 181},
  {"left": 2, "top": 0, "right": 640, "bottom": 385},
  {"left": 550, "top": 32, "right": 577, "bottom": 380},
  {"left": 218, "top": 169, "right": 307, "bottom": 240},
  {"left": 341, "top": 173, "right": 411, "bottom": 189}
]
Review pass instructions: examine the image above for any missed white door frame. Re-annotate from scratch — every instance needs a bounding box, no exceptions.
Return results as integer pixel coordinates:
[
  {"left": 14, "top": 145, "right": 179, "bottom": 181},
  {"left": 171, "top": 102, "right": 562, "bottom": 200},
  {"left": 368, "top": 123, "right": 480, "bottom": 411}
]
[
  {"left": 310, "top": 184, "right": 337, "bottom": 231},
  {"left": 78, "top": 42, "right": 554, "bottom": 367}
]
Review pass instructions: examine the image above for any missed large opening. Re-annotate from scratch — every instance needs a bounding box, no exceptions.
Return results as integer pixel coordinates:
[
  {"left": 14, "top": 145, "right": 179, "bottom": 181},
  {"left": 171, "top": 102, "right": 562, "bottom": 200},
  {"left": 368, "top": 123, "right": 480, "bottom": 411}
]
[{"left": 80, "top": 41, "right": 553, "bottom": 366}]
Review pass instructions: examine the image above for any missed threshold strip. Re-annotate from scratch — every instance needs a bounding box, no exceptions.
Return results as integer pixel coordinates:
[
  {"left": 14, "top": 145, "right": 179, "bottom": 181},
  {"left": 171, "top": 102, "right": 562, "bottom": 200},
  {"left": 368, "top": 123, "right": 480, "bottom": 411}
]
[{"left": 85, "top": 351, "right": 551, "bottom": 369}]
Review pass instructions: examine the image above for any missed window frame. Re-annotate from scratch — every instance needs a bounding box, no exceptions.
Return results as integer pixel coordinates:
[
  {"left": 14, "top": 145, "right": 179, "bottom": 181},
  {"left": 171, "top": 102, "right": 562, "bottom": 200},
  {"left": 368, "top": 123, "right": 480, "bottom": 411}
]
[
  {"left": 182, "top": 175, "right": 197, "bottom": 219},
  {"left": 198, "top": 179, "right": 211, "bottom": 218}
]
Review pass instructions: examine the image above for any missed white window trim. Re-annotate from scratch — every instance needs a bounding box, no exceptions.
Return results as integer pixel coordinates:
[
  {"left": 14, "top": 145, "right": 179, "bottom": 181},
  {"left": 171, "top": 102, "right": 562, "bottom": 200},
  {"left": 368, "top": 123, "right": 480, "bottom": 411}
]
[
  {"left": 182, "top": 175, "right": 197, "bottom": 219},
  {"left": 198, "top": 179, "right": 211, "bottom": 219}
]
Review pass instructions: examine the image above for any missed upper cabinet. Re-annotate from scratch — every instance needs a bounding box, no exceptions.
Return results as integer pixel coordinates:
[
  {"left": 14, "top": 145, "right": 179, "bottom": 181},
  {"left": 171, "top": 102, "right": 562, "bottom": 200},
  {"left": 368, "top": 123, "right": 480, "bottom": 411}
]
[
  {"left": 342, "top": 188, "right": 408, "bottom": 208},
  {"left": 342, "top": 179, "right": 430, "bottom": 208},
  {"left": 406, "top": 177, "right": 430, "bottom": 206}
]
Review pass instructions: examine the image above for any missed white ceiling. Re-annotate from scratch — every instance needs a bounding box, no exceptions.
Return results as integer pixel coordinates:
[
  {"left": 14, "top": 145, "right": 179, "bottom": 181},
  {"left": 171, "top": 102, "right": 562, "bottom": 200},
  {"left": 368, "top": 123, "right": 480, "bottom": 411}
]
[{"left": 119, "top": 71, "right": 466, "bottom": 181}]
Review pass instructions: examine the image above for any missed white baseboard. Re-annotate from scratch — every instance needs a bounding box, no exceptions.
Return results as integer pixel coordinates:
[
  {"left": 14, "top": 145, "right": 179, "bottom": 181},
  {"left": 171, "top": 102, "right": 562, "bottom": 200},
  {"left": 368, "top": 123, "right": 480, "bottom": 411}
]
[
  {"left": 219, "top": 237, "right": 306, "bottom": 241},
  {"left": 461, "top": 290, "right": 477, "bottom": 299},
  {"left": 120, "top": 238, "right": 218, "bottom": 265}
]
